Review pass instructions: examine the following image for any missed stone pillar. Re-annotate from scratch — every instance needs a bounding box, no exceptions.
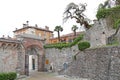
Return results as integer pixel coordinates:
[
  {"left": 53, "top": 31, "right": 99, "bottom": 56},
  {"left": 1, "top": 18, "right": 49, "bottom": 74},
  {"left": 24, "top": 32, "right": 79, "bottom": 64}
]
[
  {"left": 38, "top": 54, "right": 45, "bottom": 71},
  {"left": 25, "top": 54, "right": 29, "bottom": 76}
]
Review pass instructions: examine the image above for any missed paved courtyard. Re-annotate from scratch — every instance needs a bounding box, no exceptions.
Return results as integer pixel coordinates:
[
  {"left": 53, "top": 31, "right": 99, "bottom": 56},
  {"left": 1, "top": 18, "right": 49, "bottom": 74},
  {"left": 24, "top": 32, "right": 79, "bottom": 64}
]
[
  {"left": 19, "top": 71, "right": 83, "bottom": 80},
  {"left": 26, "top": 72, "right": 67, "bottom": 80}
]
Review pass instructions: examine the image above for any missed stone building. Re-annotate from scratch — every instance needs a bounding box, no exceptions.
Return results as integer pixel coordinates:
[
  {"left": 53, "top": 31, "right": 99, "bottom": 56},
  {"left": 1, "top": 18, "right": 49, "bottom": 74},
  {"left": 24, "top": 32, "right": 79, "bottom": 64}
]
[
  {"left": 49, "top": 31, "right": 84, "bottom": 43},
  {"left": 0, "top": 22, "right": 53, "bottom": 76},
  {"left": 13, "top": 23, "right": 53, "bottom": 44}
]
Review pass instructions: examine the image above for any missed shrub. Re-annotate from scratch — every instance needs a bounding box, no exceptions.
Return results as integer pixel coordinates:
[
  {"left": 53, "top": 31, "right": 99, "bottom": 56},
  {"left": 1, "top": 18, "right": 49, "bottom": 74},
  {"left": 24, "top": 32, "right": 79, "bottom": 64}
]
[
  {"left": 7, "top": 72, "right": 17, "bottom": 80},
  {"left": 44, "top": 34, "right": 83, "bottom": 49},
  {"left": 0, "top": 73, "right": 8, "bottom": 80},
  {"left": 78, "top": 41, "right": 90, "bottom": 51},
  {"left": 0, "top": 72, "right": 17, "bottom": 80}
]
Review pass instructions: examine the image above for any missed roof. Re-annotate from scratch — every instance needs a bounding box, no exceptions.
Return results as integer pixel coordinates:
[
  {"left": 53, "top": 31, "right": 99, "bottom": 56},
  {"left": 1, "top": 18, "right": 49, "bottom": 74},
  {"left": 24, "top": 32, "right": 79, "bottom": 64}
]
[
  {"left": 50, "top": 31, "right": 85, "bottom": 39},
  {"left": 0, "top": 38, "right": 21, "bottom": 43},
  {"left": 13, "top": 26, "right": 53, "bottom": 33},
  {"left": 16, "top": 34, "right": 45, "bottom": 41}
]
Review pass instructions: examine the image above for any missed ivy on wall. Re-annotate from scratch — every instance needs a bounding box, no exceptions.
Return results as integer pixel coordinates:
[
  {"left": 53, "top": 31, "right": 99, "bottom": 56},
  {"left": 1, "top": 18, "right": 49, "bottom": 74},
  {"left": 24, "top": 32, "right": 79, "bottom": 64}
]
[
  {"left": 44, "top": 34, "right": 84, "bottom": 49},
  {"left": 114, "top": 19, "right": 120, "bottom": 29},
  {"left": 96, "top": 5, "right": 120, "bottom": 29}
]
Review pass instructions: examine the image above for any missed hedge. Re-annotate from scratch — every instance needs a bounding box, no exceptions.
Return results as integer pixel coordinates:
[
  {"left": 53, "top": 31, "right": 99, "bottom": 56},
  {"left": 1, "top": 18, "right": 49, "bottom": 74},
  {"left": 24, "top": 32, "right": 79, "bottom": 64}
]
[
  {"left": 78, "top": 41, "right": 90, "bottom": 51},
  {"left": 0, "top": 72, "right": 17, "bottom": 80},
  {"left": 44, "top": 34, "right": 83, "bottom": 49}
]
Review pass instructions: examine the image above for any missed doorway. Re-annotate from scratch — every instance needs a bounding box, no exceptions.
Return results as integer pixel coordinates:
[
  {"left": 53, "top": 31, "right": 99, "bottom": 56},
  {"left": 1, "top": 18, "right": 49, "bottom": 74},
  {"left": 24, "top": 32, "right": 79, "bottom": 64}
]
[
  {"left": 25, "top": 47, "right": 43, "bottom": 76},
  {"left": 28, "top": 55, "right": 38, "bottom": 71}
]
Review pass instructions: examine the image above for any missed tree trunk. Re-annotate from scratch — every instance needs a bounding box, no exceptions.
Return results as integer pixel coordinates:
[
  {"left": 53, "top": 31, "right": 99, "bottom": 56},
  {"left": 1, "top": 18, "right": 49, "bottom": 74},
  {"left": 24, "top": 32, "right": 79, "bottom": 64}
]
[
  {"left": 58, "top": 31, "right": 60, "bottom": 42},
  {"left": 107, "top": 25, "right": 120, "bottom": 44}
]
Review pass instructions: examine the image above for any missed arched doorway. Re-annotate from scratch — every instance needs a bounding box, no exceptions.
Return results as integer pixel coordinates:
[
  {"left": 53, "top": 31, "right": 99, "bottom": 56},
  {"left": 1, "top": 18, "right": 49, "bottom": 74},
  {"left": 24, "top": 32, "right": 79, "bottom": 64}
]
[{"left": 25, "top": 46, "right": 45, "bottom": 76}]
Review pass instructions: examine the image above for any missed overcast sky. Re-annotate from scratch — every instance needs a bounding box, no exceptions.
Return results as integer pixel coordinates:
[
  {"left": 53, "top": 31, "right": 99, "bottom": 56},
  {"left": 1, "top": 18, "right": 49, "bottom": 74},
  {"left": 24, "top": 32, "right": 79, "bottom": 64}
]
[{"left": 0, "top": 0, "right": 106, "bottom": 37}]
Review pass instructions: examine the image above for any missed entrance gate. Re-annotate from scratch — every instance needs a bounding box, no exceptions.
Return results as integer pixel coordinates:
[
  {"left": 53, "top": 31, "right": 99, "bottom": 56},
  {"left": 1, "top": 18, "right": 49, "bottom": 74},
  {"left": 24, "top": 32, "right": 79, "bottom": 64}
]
[{"left": 21, "top": 38, "right": 45, "bottom": 76}]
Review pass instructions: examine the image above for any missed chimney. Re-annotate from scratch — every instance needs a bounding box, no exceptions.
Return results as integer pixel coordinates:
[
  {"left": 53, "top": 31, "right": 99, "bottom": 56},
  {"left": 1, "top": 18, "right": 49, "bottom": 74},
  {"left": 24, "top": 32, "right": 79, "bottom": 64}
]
[
  {"left": 23, "top": 24, "right": 27, "bottom": 27},
  {"left": 35, "top": 24, "right": 38, "bottom": 27},
  {"left": 16, "top": 28, "right": 18, "bottom": 30},
  {"left": 2, "top": 35, "right": 5, "bottom": 38},
  {"left": 45, "top": 26, "right": 49, "bottom": 30},
  {"left": 23, "top": 21, "right": 29, "bottom": 27},
  {"left": 26, "top": 21, "right": 29, "bottom": 26},
  {"left": 7, "top": 35, "right": 11, "bottom": 39}
]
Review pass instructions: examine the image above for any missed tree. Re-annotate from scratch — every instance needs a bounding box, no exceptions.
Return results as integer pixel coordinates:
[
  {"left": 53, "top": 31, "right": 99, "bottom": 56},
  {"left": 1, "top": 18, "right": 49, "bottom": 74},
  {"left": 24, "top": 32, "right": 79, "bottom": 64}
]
[
  {"left": 98, "top": 3, "right": 104, "bottom": 10},
  {"left": 98, "top": 0, "right": 117, "bottom": 9},
  {"left": 108, "top": 19, "right": 120, "bottom": 44},
  {"left": 63, "top": 2, "right": 91, "bottom": 30},
  {"left": 71, "top": 25, "right": 78, "bottom": 36},
  {"left": 54, "top": 26, "right": 63, "bottom": 42}
]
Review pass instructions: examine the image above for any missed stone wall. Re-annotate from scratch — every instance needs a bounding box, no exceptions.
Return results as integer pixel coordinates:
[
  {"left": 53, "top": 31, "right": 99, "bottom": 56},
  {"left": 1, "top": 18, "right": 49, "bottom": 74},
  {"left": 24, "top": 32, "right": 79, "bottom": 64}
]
[
  {"left": 84, "top": 19, "right": 115, "bottom": 48},
  {"left": 62, "top": 46, "right": 120, "bottom": 80},
  {"left": 0, "top": 47, "right": 18, "bottom": 72},
  {"left": 45, "top": 46, "right": 120, "bottom": 80},
  {"left": 45, "top": 45, "right": 79, "bottom": 72},
  {"left": 17, "top": 45, "right": 25, "bottom": 75},
  {"left": 0, "top": 42, "right": 25, "bottom": 74}
]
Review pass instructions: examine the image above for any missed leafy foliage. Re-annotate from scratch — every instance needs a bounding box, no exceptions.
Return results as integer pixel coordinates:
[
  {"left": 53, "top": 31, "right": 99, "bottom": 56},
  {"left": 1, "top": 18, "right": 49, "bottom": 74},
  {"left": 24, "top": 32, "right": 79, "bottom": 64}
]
[
  {"left": 71, "top": 25, "right": 78, "bottom": 36},
  {"left": 96, "top": 5, "right": 120, "bottom": 19},
  {"left": 96, "top": 5, "right": 120, "bottom": 29},
  {"left": 54, "top": 25, "right": 63, "bottom": 42},
  {"left": 54, "top": 25, "right": 63, "bottom": 32},
  {"left": 78, "top": 41, "right": 90, "bottom": 51},
  {"left": 0, "top": 72, "right": 17, "bottom": 80},
  {"left": 114, "top": 19, "right": 120, "bottom": 29},
  {"left": 96, "top": 9, "right": 110, "bottom": 20},
  {"left": 44, "top": 34, "right": 84, "bottom": 49}
]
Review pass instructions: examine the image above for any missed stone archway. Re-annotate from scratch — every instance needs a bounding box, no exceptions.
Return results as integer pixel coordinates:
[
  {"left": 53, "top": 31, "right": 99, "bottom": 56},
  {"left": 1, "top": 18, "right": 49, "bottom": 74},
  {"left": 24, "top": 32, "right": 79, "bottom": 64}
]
[
  {"left": 25, "top": 46, "right": 45, "bottom": 76},
  {"left": 21, "top": 38, "right": 45, "bottom": 76}
]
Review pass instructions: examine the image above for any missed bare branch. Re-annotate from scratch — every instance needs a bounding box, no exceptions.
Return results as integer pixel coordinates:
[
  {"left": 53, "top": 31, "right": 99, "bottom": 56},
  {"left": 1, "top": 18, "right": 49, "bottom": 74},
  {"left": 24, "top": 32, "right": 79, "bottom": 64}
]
[{"left": 63, "top": 2, "right": 91, "bottom": 29}]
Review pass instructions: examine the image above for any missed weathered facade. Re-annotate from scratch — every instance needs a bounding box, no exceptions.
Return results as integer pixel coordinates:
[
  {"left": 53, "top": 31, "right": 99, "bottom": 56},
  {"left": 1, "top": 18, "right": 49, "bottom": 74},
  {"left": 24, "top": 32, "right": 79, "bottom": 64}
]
[
  {"left": 0, "top": 22, "right": 49, "bottom": 76},
  {"left": 0, "top": 38, "right": 24, "bottom": 73},
  {"left": 0, "top": 34, "right": 45, "bottom": 76},
  {"left": 45, "top": 45, "right": 78, "bottom": 72},
  {"left": 13, "top": 22, "right": 53, "bottom": 44},
  {"left": 45, "top": 46, "right": 120, "bottom": 80},
  {"left": 18, "top": 35, "right": 45, "bottom": 76},
  {"left": 84, "top": 19, "right": 115, "bottom": 47}
]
